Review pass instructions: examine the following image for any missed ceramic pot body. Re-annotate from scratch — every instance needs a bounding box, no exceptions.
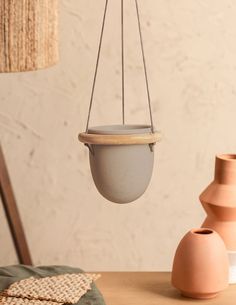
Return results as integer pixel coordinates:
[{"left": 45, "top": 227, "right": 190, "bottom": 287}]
[
  {"left": 200, "top": 154, "right": 236, "bottom": 283},
  {"left": 87, "top": 125, "right": 154, "bottom": 204},
  {"left": 172, "top": 228, "right": 229, "bottom": 299},
  {"left": 200, "top": 154, "right": 236, "bottom": 250}
]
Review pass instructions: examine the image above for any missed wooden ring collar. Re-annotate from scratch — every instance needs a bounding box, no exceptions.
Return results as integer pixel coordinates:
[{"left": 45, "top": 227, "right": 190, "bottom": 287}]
[{"left": 78, "top": 132, "right": 161, "bottom": 145}]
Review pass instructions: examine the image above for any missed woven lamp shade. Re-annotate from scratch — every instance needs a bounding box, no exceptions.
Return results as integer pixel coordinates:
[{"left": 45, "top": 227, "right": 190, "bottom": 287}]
[{"left": 0, "top": 0, "right": 59, "bottom": 72}]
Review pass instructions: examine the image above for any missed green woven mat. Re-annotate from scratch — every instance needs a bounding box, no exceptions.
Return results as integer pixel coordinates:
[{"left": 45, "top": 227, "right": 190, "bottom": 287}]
[{"left": 0, "top": 265, "right": 105, "bottom": 305}]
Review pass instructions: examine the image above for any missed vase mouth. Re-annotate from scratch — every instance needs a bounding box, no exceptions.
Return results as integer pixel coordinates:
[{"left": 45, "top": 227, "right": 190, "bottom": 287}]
[
  {"left": 215, "top": 154, "right": 236, "bottom": 184},
  {"left": 217, "top": 154, "right": 236, "bottom": 162},
  {"left": 88, "top": 124, "right": 153, "bottom": 135},
  {"left": 191, "top": 228, "right": 214, "bottom": 235}
]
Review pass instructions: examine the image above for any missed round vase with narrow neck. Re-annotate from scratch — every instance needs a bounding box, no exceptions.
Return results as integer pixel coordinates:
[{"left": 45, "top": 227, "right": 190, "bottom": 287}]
[
  {"left": 87, "top": 125, "right": 155, "bottom": 204},
  {"left": 171, "top": 228, "right": 229, "bottom": 299},
  {"left": 200, "top": 154, "right": 236, "bottom": 283}
]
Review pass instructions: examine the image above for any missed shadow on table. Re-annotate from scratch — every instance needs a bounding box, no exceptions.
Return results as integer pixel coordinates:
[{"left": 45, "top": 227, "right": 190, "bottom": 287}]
[{"left": 137, "top": 278, "right": 200, "bottom": 303}]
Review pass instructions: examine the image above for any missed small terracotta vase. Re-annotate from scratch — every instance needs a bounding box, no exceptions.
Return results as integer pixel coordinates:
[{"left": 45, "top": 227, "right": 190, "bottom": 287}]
[
  {"left": 172, "top": 228, "right": 229, "bottom": 299},
  {"left": 79, "top": 125, "right": 160, "bottom": 204},
  {"left": 200, "top": 154, "right": 236, "bottom": 283}
]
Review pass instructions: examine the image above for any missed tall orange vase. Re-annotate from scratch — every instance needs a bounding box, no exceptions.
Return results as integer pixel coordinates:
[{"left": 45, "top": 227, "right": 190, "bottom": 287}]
[{"left": 200, "top": 154, "right": 236, "bottom": 283}]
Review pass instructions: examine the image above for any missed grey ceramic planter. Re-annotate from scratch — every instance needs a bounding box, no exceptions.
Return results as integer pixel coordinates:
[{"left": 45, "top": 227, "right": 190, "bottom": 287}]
[{"left": 86, "top": 125, "right": 155, "bottom": 204}]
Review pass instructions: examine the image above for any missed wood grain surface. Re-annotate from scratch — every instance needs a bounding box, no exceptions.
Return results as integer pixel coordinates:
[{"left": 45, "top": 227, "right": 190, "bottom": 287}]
[{"left": 96, "top": 272, "right": 236, "bottom": 305}]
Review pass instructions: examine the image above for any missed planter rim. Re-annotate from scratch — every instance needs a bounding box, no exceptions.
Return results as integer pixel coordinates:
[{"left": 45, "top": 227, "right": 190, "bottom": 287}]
[
  {"left": 78, "top": 131, "right": 161, "bottom": 145},
  {"left": 88, "top": 124, "right": 153, "bottom": 135}
]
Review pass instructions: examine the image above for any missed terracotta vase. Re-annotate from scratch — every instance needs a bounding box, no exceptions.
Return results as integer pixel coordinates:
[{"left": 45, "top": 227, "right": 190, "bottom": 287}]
[
  {"left": 172, "top": 228, "right": 229, "bottom": 299},
  {"left": 83, "top": 125, "right": 156, "bottom": 204},
  {"left": 200, "top": 154, "right": 236, "bottom": 283}
]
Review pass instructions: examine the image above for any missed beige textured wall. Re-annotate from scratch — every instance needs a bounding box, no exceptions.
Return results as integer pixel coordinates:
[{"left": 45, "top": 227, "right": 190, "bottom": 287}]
[{"left": 1, "top": 0, "right": 236, "bottom": 271}]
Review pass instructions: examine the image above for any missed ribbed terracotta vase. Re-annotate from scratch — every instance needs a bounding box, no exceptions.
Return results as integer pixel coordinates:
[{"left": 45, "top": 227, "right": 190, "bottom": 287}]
[
  {"left": 172, "top": 228, "right": 229, "bottom": 299},
  {"left": 200, "top": 154, "right": 236, "bottom": 283}
]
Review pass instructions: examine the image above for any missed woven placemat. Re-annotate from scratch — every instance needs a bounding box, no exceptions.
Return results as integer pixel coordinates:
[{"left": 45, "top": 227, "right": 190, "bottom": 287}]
[
  {"left": 0, "top": 297, "right": 62, "bottom": 305},
  {"left": 6, "top": 273, "right": 100, "bottom": 304}
]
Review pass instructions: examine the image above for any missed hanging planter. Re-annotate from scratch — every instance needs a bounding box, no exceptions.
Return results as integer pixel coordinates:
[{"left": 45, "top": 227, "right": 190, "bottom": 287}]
[
  {"left": 0, "top": 0, "right": 58, "bottom": 72},
  {"left": 79, "top": 125, "right": 160, "bottom": 203},
  {"left": 79, "top": 0, "right": 161, "bottom": 204}
]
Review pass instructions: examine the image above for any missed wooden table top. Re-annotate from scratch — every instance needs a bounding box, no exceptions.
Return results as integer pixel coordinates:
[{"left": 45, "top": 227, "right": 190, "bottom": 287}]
[{"left": 96, "top": 272, "right": 235, "bottom": 305}]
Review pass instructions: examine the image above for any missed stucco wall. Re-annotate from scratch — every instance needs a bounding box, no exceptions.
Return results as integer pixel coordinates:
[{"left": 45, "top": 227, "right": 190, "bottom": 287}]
[{"left": 1, "top": 0, "right": 236, "bottom": 271}]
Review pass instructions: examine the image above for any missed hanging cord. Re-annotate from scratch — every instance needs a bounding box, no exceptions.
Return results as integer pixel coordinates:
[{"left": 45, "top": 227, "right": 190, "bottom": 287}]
[
  {"left": 86, "top": 0, "right": 109, "bottom": 133},
  {"left": 135, "top": 0, "right": 155, "bottom": 133},
  {"left": 85, "top": 0, "right": 155, "bottom": 133},
  {"left": 121, "top": 0, "right": 125, "bottom": 124}
]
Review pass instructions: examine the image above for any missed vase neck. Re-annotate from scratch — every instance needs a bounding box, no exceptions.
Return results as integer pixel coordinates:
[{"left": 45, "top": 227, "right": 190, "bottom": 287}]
[{"left": 215, "top": 154, "right": 236, "bottom": 184}]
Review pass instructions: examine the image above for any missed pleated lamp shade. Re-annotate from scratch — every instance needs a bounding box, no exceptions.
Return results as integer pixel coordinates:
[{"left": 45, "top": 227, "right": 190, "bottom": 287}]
[{"left": 0, "top": 0, "right": 59, "bottom": 72}]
